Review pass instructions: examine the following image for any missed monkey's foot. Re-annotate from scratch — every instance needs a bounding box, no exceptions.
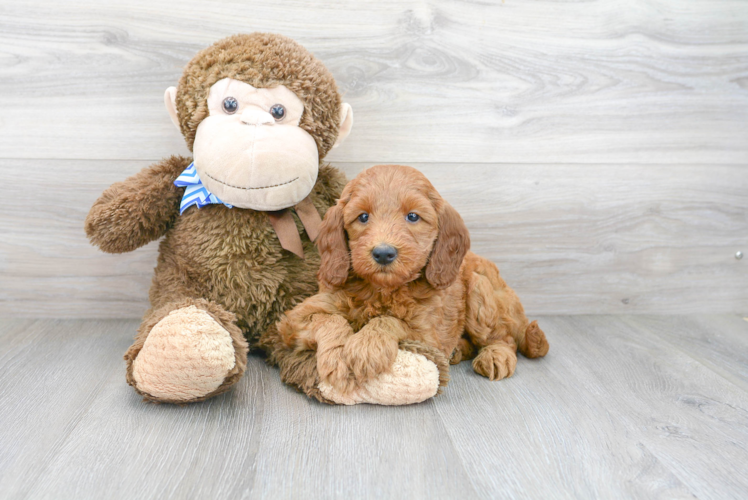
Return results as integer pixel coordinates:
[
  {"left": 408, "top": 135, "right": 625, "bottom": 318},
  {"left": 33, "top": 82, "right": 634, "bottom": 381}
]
[
  {"left": 130, "top": 305, "right": 242, "bottom": 403},
  {"left": 318, "top": 344, "right": 449, "bottom": 406}
]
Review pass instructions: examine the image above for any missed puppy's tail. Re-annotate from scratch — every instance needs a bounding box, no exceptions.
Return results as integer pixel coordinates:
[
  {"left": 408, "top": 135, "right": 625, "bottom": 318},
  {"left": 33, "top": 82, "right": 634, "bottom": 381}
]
[{"left": 517, "top": 320, "right": 549, "bottom": 359}]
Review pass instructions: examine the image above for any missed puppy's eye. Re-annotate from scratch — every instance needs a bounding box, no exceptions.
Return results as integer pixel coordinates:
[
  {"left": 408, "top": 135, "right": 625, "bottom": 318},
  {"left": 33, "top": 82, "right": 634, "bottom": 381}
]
[
  {"left": 358, "top": 213, "right": 369, "bottom": 223},
  {"left": 406, "top": 212, "right": 420, "bottom": 223},
  {"left": 270, "top": 104, "right": 286, "bottom": 121},
  {"left": 222, "top": 97, "right": 238, "bottom": 114}
]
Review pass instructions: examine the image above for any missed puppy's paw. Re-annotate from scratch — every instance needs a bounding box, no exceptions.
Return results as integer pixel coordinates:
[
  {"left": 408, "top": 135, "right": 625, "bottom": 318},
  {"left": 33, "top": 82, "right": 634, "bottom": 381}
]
[
  {"left": 342, "top": 331, "right": 398, "bottom": 384},
  {"left": 319, "top": 350, "right": 440, "bottom": 405},
  {"left": 316, "top": 347, "right": 357, "bottom": 394},
  {"left": 522, "top": 320, "right": 550, "bottom": 358},
  {"left": 472, "top": 343, "right": 517, "bottom": 381}
]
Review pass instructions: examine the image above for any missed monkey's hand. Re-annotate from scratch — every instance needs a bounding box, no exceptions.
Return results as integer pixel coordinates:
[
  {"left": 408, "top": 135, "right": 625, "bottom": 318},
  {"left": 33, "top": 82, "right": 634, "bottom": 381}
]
[
  {"left": 319, "top": 340, "right": 449, "bottom": 406},
  {"left": 85, "top": 155, "right": 189, "bottom": 253}
]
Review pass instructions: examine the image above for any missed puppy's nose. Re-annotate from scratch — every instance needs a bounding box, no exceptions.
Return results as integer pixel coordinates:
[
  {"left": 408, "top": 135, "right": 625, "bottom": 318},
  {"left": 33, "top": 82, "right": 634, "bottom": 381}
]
[{"left": 372, "top": 245, "right": 398, "bottom": 266}]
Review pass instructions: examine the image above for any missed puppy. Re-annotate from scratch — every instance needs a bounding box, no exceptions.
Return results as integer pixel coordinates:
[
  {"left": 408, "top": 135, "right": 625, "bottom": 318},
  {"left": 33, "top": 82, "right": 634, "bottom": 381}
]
[{"left": 273, "top": 164, "right": 549, "bottom": 400}]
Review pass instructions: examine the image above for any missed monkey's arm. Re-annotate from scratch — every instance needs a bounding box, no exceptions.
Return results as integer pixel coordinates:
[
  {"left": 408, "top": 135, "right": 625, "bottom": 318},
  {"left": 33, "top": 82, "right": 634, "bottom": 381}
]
[{"left": 85, "top": 155, "right": 190, "bottom": 253}]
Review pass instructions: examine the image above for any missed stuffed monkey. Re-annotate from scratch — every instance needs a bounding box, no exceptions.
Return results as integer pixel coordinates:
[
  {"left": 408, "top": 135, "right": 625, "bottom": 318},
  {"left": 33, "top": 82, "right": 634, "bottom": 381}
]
[{"left": 85, "top": 33, "right": 444, "bottom": 405}]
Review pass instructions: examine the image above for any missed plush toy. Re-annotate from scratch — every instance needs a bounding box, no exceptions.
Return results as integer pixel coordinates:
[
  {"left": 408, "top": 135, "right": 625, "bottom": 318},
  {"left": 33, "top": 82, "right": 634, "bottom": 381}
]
[{"left": 85, "top": 33, "right": 444, "bottom": 405}]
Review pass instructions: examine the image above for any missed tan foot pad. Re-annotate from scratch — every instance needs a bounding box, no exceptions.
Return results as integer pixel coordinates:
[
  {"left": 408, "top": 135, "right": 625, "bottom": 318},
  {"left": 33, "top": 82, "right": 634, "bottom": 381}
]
[
  {"left": 318, "top": 350, "right": 440, "bottom": 406},
  {"left": 132, "top": 306, "right": 236, "bottom": 402}
]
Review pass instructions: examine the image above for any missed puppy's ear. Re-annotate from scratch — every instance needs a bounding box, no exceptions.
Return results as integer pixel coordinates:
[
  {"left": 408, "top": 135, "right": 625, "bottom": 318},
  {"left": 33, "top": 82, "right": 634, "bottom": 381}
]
[
  {"left": 316, "top": 202, "right": 350, "bottom": 288},
  {"left": 425, "top": 202, "right": 470, "bottom": 289}
]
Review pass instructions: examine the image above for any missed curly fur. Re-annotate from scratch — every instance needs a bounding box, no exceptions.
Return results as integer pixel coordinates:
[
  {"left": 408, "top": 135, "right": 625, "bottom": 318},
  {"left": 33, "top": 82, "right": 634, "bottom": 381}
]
[{"left": 261, "top": 165, "right": 549, "bottom": 401}]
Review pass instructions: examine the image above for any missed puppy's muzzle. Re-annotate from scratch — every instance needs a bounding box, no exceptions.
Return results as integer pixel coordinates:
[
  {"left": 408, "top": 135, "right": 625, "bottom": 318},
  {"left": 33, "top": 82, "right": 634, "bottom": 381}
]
[{"left": 372, "top": 244, "right": 398, "bottom": 266}]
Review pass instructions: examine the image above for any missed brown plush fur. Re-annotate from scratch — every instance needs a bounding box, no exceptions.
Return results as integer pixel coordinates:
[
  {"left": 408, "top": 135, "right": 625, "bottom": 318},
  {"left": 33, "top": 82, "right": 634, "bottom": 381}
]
[
  {"left": 86, "top": 156, "right": 345, "bottom": 342},
  {"left": 175, "top": 33, "right": 343, "bottom": 158},
  {"left": 261, "top": 165, "right": 549, "bottom": 399},
  {"left": 85, "top": 33, "right": 349, "bottom": 403}
]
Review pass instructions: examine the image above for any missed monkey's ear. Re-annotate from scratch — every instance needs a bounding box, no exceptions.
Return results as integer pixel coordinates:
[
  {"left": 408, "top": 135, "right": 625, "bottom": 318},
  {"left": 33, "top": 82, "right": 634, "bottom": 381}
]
[
  {"left": 332, "top": 103, "right": 353, "bottom": 149},
  {"left": 164, "top": 87, "right": 180, "bottom": 130},
  {"left": 425, "top": 202, "right": 471, "bottom": 289},
  {"left": 316, "top": 202, "right": 350, "bottom": 288}
]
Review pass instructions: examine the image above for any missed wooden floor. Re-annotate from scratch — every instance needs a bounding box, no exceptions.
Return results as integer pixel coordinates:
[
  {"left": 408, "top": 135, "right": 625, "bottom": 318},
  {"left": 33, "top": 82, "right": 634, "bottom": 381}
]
[{"left": 1, "top": 316, "right": 747, "bottom": 499}]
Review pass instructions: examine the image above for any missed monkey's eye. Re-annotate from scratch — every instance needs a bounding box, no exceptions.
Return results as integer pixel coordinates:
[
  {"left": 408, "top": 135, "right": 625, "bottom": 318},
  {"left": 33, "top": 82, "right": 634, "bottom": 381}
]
[
  {"left": 357, "top": 213, "right": 369, "bottom": 223},
  {"left": 222, "top": 97, "right": 238, "bottom": 114},
  {"left": 406, "top": 212, "right": 420, "bottom": 223},
  {"left": 270, "top": 104, "right": 286, "bottom": 121}
]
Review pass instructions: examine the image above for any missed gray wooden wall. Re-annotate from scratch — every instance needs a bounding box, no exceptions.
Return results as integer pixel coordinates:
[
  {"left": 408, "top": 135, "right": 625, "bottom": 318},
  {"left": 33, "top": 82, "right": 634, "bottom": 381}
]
[{"left": 1, "top": 0, "right": 746, "bottom": 317}]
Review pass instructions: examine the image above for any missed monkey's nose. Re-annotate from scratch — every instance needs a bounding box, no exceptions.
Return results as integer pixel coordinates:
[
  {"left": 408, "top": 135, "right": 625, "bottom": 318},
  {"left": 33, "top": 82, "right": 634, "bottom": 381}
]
[
  {"left": 372, "top": 245, "right": 398, "bottom": 266},
  {"left": 240, "top": 108, "right": 274, "bottom": 126}
]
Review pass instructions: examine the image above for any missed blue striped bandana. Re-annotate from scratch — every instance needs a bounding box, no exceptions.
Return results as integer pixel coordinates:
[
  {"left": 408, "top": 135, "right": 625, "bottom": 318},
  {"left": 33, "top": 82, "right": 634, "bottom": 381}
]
[{"left": 174, "top": 162, "right": 233, "bottom": 214}]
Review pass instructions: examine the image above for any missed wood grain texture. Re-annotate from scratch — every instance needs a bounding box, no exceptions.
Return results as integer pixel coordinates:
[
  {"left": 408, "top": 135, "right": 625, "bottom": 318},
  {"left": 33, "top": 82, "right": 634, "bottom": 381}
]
[
  {"left": 621, "top": 315, "right": 748, "bottom": 393},
  {"left": 437, "top": 314, "right": 748, "bottom": 499},
  {"left": 0, "top": 0, "right": 747, "bottom": 164},
  {"left": 2, "top": 315, "right": 748, "bottom": 499},
  {"left": 1, "top": 0, "right": 747, "bottom": 315},
  {"left": 534, "top": 316, "right": 748, "bottom": 500},
  {"left": 2, "top": 159, "right": 745, "bottom": 317},
  {"left": 0, "top": 319, "right": 134, "bottom": 498}
]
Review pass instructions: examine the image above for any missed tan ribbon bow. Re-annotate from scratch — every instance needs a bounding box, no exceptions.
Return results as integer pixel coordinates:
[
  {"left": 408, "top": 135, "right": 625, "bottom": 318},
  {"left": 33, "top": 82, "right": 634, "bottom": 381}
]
[{"left": 266, "top": 195, "right": 322, "bottom": 259}]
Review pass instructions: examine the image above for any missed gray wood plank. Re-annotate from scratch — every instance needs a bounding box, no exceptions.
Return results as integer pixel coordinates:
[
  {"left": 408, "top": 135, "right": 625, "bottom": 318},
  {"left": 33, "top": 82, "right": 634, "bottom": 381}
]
[
  {"left": 0, "top": 319, "right": 135, "bottom": 498},
  {"left": 435, "top": 333, "right": 697, "bottom": 499},
  {"left": 623, "top": 315, "right": 748, "bottom": 394},
  {"left": 0, "top": 0, "right": 746, "bottom": 164},
  {"left": 25, "top": 356, "right": 476, "bottom": 499},
  {"left": 2, "top": 316, "right": 748, "bottom": 498},
  {"left": 535, "top": 316, "right": 748, "bottom": 500},
  {"left": 2, "top": 159, "right": 746, "bottom": 317},
  {"left": 24, "top": 355, "right": 268, "bottom": 500},
  {"left": 248, "top": 366, "right": 475, "bottom": 499},
  {"left": 436, "top": 314, "right": 748, "bottom": 499},
  {"left": 0, "top": 318, "right": 36, "bottom": 343}
]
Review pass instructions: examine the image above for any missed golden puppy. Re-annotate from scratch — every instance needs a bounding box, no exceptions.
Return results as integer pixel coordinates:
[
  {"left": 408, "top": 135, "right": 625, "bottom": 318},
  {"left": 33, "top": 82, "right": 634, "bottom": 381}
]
[{"left": 268, "top": 164, "right": 549, "bottom": 403}]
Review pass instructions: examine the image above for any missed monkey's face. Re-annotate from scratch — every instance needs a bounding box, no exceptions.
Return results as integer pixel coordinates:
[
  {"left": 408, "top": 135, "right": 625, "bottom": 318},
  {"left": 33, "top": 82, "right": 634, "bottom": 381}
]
[{"left": 191, "top": 78, "right": 320, "bottom": 211}]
